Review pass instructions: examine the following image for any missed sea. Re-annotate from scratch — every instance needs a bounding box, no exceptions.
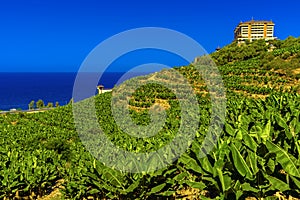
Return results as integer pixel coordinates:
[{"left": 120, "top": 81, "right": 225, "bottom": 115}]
[{"left": 0, "top": 72, "right": 147, "bottom": 111}]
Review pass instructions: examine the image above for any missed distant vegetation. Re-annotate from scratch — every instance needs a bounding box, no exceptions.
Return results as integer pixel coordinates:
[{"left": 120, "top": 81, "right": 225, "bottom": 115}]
[
  {"left": 0, "top": 37, "right": 299, "bottom": 199},
  {"left": 27, "top": 99, "right": 59, "bottom": 110}
]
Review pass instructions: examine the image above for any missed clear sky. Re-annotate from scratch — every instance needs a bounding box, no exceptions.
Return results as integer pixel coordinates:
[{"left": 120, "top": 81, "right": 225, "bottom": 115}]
[{"left": 0, "top": 0, "right": 299, "bottom": 72}]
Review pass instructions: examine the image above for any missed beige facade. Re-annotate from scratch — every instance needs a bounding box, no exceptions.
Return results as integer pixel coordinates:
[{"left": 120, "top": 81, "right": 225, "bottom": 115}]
[{"left": 234, "top": 20, "right": 276, "bottom": 44}]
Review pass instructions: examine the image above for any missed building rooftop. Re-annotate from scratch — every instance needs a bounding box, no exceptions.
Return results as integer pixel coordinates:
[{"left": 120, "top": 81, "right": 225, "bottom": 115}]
[
  {"left": 234, "top": 20, "right": 275, "bottom": 33},
  {"left": 241, "top": 20, "right": 274, "bottom": 24}
]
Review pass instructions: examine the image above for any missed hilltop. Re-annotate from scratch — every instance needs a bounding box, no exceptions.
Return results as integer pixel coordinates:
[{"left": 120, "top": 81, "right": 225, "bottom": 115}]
[
  {"left": 212, "top": 36, "right": 300, "bottom": 77},
  {"left": 209, "top": 36, "right": 300, "bottom": 96}
]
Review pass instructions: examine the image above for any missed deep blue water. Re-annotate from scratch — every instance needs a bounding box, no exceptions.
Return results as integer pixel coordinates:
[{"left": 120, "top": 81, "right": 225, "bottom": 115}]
[{"left": 0, "top": 72, "right": 145, "bottom": 111}]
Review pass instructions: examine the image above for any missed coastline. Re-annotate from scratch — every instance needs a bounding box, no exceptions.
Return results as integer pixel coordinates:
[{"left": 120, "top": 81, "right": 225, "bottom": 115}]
[
  {"left": 0, "top": 89, "right": 113, "bottom": 113},
  {"left": 0, "top": 72, "right": 126, "bottom": 111}
]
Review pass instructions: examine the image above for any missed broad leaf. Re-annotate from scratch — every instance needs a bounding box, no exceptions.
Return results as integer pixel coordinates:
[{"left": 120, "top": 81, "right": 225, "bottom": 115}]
[
  {"left": 225, "top": 123, "right": 235, "bottom": 136},
  {"left": 266, "top": 175, "right": 289, "bottom": 191},
  {"left": 179, "top": 153, "right": 202, "bottom": 174},
  {"left": 243, "top": 133, "right": 257, "bottom": 152},
  {"left": 231, "top": 143, "right": 253, "bottom": 180},
  {"left": 266, "top": 140, "right": 300, "bottom": 178},
  {"left": 217, "top": 168, "right": 231, "bottom": 192},
  {"left": 259, "top": 120, "right": 271, "bottom": 143},
  {"left": 148, "top": 183, "right": 166, "bottom": 194},
  {"left": 247, "top": 151, "right": 259, "bottom": 174},
  {"left": 199, "top": 156, "right": 213, "bottom": 174},
  {"left": 185, "top": 180, "right": 206, "bottom": 190},
  {"left": 241, "top": 183, "right": 259, "bottom": 193}
]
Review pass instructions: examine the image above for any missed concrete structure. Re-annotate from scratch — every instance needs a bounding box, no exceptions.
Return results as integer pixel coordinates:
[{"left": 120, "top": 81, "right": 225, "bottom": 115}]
[
  {"left": 234, "top": 20, "right": 276, "bottom": 44},
  {"left": 97, "top": 85, "right": 104, "bottom": 94},
  {"left": 97, "top": 85, "right": 112, "bottom": 94}
]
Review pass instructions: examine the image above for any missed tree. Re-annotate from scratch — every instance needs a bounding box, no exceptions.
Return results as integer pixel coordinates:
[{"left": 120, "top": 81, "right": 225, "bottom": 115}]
[
  {"left": 55, "top": 101, "right": 60, "bottom": 107},
  {"left": 28, "top": 100, "right": 35, "bottom": 110},
  {"left": 47, "top": 102, "right": 53, "bottom": 108},
  {"left": 36, "top": 99, "right": 45, "bottom": 109}
]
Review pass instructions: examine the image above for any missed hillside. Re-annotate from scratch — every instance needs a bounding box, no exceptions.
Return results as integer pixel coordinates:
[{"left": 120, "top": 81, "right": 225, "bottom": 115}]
[
  {"left": 0, "top": 37, "right": 300, "bottom": 199},
  {"left": 213, "top": 36, "right": 300, "bottom": 95}
]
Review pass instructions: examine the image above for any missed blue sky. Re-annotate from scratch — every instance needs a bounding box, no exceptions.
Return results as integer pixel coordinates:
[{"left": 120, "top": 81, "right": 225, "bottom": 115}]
[{"left": 0, "top": 0, "right": 299, "bottom": 72}]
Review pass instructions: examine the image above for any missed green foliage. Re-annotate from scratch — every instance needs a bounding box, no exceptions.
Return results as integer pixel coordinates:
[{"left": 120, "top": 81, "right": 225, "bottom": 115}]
[
  {"left": 1, "top": 91, "right": 300, "bottom": 199},
  {"left": 28, "top": 100, "right": 35, "bottom": 110},
  {"left": 47, "top": 102, "right": 53, "bottom": 108},
  {"left": 210, "top": 36, "right": 300, "bottom": 80},
  {"left": 1, "top": 35, "right": 300, "bottom": 199},
  {"left": 36, "top": 99, "right": 45, "bottom": 109},
  {"left": 210, "top": 39, "right": 268, "bottom": 65}
]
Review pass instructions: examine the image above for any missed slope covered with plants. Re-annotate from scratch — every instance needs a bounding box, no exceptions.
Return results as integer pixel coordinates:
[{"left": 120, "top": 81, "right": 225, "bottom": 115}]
[
  {"left": 0, "top": 37, "right": 299, "bottom": 199},
  {"left": 212, "top": 36, "right": 300, "bottom": 96}
]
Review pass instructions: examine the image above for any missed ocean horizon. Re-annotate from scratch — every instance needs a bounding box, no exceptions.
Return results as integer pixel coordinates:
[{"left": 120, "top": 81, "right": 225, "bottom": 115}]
[{"left": 0, "top": 72, "right": 147, "bottom": 111}]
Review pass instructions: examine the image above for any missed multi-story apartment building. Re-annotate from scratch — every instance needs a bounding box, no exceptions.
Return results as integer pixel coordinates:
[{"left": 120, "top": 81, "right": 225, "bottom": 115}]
[{"left": 234, "top": 20, "right": 276, "bottom": 44}]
